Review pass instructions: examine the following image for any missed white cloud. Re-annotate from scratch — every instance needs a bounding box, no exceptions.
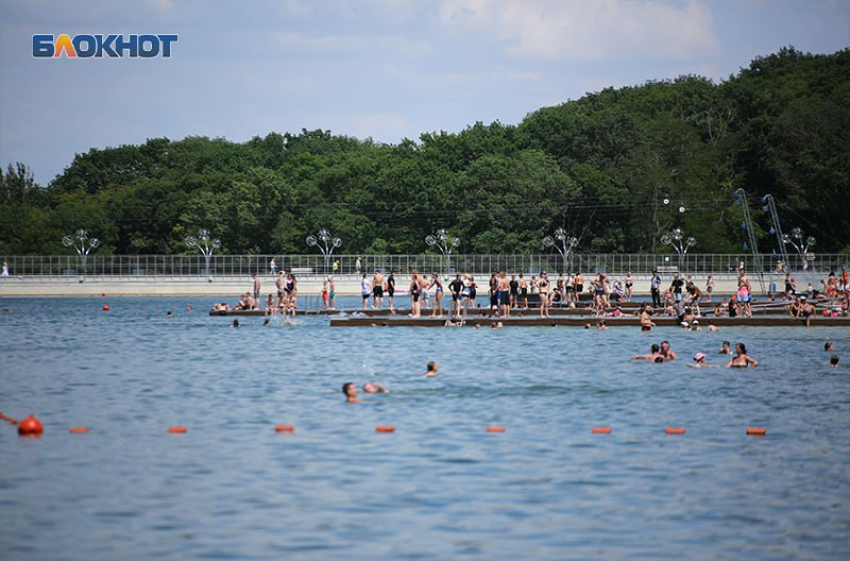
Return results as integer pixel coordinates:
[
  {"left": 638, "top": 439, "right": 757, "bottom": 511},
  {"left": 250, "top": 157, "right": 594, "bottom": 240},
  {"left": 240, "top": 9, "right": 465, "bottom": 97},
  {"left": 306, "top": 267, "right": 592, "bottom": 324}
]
[{"left": 439, "top": 0, "right": 719, "bottom": 61}]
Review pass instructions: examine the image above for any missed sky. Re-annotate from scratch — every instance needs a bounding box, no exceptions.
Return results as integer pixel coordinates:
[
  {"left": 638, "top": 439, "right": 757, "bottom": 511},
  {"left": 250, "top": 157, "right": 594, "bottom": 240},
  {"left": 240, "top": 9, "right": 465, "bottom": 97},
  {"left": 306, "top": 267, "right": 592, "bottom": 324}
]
[{"left": 1, "top": 0, "right": 848, "bottom": 186}]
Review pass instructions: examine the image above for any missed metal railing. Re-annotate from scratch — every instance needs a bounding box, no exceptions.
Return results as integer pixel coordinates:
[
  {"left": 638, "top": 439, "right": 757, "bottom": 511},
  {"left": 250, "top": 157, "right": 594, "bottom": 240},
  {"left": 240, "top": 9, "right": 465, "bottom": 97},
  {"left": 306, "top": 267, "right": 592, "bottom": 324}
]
[{"left": 1, "top": 253, "right": 847, "bottom": 279}]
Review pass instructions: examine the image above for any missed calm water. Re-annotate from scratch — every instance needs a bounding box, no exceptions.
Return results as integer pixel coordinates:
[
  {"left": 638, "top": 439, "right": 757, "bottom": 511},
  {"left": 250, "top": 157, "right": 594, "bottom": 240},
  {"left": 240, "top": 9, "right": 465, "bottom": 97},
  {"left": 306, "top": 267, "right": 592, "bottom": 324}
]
[{"left": 1, "top": 297, "right": 848, "bottom": 560}]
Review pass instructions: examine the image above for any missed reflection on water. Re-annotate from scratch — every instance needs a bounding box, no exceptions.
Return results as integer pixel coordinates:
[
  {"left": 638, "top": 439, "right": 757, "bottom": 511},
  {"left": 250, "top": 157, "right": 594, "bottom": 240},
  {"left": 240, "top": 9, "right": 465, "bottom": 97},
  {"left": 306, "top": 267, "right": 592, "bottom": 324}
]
[{"left": 1, "top": 297, "right": 848, "bottom": 560}]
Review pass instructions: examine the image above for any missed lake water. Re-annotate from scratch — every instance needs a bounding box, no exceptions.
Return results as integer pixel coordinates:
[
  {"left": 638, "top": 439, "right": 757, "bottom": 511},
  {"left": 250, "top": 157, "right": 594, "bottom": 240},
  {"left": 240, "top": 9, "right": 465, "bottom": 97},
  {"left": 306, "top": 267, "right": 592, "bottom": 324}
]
[{"left": 1, "top": 297, "right": 848, "bottom": 560}]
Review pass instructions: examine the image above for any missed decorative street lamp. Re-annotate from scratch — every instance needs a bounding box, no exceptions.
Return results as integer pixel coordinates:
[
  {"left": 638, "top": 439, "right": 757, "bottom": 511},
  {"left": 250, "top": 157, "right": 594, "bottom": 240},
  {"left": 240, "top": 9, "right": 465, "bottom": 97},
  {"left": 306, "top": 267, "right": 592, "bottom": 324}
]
[
  {"left": 62, "top": 229, "right": 100, "bottom": 275},
  {"left": 660, "top": 227, "right": 695, "bottom": 269},
  {"left": 306, "top": 228, "right": 342, "bottom": 272},
  {"left": 425, "top": 228, "right": 460, "bottom": 273},
  {"left": 185, "top": 228, "right": 221, "bottom": 277},
  {"left": 781, "top": 227, "right": 815, "bottom": 271},
  {"left": 543, "top": 227, "right": 578, "bottom": 273}
]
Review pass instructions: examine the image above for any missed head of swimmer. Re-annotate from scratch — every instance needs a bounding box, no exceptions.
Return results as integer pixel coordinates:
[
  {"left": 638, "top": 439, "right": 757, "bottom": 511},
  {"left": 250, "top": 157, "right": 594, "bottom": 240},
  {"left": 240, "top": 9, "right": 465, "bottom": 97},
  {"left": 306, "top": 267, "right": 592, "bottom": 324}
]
[{"left": 342, "top": 382, "right": 358, "bottom": 401}]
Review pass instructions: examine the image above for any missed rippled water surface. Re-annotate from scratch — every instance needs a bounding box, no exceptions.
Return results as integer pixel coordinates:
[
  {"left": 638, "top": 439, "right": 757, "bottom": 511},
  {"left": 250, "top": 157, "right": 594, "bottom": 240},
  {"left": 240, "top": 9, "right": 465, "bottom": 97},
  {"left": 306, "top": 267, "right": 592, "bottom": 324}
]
[{"left": 1, "top": 297, "right": 849, "bottom": 560}]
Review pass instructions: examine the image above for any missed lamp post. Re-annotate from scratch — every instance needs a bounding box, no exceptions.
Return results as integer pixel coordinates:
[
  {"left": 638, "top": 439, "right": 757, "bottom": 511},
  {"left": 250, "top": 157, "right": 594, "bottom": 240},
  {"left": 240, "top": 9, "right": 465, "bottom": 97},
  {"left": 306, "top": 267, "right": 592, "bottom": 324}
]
[
  {"left": 306, "top": 228, "right": 342, "bottom": 272},
  {"left": 185, "top": 229, "right": 221, "bottom": 277},
  {"left": 62, "top": 229, "right": 100, "bottom": 276},
  {"left": 543, "top": 228, "right": 578, "bottom": 273},
  {"left": 425, "top": 228, "right": 460, "bottom": 273},
  {"left": 660, "top": 228, "right": 695, "bottom": 270},
  {"left": 781, "top": 227, "right": 815, "bottom": 271}
]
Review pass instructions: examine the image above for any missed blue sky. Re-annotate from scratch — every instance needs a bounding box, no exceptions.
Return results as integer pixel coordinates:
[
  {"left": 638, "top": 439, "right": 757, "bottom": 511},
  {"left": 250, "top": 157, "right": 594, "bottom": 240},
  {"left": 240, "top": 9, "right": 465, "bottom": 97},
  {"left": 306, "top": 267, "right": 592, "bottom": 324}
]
[{"left": 1, "top": 0, "right": 848, "bottom": 185}]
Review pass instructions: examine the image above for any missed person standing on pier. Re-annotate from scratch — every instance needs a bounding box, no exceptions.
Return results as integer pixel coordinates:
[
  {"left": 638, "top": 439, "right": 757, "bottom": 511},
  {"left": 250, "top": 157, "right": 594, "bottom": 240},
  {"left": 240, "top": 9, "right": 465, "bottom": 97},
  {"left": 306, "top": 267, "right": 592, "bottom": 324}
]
[
  {"left": 372, "top": 270, "right": 384, "bottom": 309},
  {"left": 651, "top": 270, "right": 662, "bottom": 308},
  {"left": 252, "top": 273, "right": 261, "bottom": 309},
  {"left": 269, "top": 258, "right": 277, "bottom": 275},
  {"left": 386, "top": 271, "right": 396, "bottom": 311},
  {"left": 361, "top": 273, "right": 371, "bottom": 308},
  {"left": 449, "top": 273, "right": 464, "bottom": 317}
]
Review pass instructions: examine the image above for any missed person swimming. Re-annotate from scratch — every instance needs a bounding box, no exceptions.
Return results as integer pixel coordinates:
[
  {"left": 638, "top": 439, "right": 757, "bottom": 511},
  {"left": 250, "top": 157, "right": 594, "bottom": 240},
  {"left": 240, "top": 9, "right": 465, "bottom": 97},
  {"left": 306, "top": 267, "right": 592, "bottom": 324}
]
[
  {"left": 342, "top": 382, "right": 360, "bottom": 403},
  {"left": 632, "top": 344, "right": 664, "bottom": 362},
  {"left": 829, "top": 355, "right": 840, "bottom": 368},
  {"left": 718, "top": 341, "right": 731, "bottom": 355},
  {"left": 362, "top": 382, "right": 389, "bottom": 393},
  {"left": 425, "top": 361, "right": 439, "bottom": 377},
  {"left": 688, "top": 352, "right": 719, "bottom": 368},
  {"left": 726, "top": 342, "right": 759, "bottom": 367}
]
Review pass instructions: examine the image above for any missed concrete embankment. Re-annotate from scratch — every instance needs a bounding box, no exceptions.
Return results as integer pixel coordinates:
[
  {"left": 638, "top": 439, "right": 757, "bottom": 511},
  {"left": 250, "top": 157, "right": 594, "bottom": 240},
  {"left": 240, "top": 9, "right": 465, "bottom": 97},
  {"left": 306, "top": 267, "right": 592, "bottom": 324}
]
[{"left": 0, "top": 272, "right": 807, "bottom": 298}]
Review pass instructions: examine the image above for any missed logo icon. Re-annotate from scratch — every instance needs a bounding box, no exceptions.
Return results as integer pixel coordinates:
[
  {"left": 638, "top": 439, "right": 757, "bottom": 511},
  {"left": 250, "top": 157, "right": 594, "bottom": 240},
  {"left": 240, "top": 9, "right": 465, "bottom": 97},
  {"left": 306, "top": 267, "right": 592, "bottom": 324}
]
[{"left": 33, "top": 34, "right": 178, "bottom": 58}]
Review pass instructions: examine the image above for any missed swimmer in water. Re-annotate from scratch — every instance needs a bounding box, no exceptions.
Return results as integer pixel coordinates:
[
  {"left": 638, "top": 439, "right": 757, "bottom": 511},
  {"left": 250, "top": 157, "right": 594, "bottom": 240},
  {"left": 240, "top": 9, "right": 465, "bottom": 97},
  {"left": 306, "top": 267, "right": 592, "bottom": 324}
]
[
  {"left": 639, "top": 304, "right": 656, "bottom": 330},
  {"left": 632, "top": 344, "right": 664, "bottom": 362},
  {"left": 824, "top": 341, "right": 834, "bottom": 352},
  {"left": 659, "top": 341, "right": 677, "bottom": 361},
  {"left": 231, "top": 319, "right": 239, "bottom": 328},
  {"left": 725, "top": 342, "right": 759, "bottom": 367},
  {"left": 829, "top": 355, "right": 839, "bottom": 367},
  {"left": 718, "top": 341, "right": 731, "bottom": 355},
  {"left": 342, "top": 382, "right": 360, "bottom": 403},
  {"left": 362, "top": 382, "right": 389, "bottom": 393},
  {"left": 425, "top": 361, "right": 439, "bottom": 377},
  {"left": 687, "top": 352, "right": 719, "bottom": 368}
]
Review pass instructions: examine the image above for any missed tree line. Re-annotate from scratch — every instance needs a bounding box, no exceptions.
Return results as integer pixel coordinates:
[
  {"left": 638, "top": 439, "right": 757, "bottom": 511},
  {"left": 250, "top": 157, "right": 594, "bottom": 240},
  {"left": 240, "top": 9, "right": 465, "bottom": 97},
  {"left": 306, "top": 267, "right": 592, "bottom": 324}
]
[{"left": 2, "top": 47, "right": 848, "bottom": 257}]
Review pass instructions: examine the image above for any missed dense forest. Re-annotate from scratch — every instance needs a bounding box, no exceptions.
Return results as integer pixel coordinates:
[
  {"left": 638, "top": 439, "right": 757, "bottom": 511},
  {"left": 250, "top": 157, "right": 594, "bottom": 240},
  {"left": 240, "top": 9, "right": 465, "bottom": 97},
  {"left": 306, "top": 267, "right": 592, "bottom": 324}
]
[{"left": 2, "top": 47, "right": 848, "bottom": 257}]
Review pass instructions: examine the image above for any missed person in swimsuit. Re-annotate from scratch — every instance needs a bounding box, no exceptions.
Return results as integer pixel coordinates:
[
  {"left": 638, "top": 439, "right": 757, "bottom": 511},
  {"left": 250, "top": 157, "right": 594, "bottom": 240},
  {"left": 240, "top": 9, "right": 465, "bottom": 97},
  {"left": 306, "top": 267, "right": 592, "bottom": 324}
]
[
  {"left": 322, "top": 278, "right": 329, "bottom": 309},
  {"left": 488, "top": 274, "right": 499, "bottom": 316},
  {"left": 275, "top": 271, "right": 286, "bottom": 308},
  {"left": 573, "top": 272, "right": 584, "bottom": 304},
  {"left": 328, "top": 276, "right": 337, "bottom": 309},
  {"left": 342, "top": 382, "right": 361, "bottom": 403},
  {"left": 718, "top": 340, "right": 731, "bottom": 355},
  {"left": 409, "top": 270, "right": 422, "bottom": 317},
  {"left": 419, "top": 275, "right": 430, "bottom": 311},
  {"left": 726, "top": 342, "right": 758, "bottom": 367},
  {"left": 386, "top": 271, "right": 396, "bottom": 310},
  {"left": 252, "top": 273, "right": 261, "bottom": 309},
  {"left": 705, "top": 275, "right": 714, "bottom": 302},
  {"left": 624, "top": 272, "right": 634, "bottom": 302},
  {"left": 430, "top": 273, "right": 444, "bottom": 317},
  {"left": 659, "top": 341, "right": 677, "bottom": 361},
  {"left": 499, "top": 272, "right": 511, "bottom": 318},
  {"left": 632, "top": 344, "right": 664, "bottom": 362},
  {"left": 361, "top": 274, "right": 371, "bottom": 309},
  {"left": 737, "top": 268, "right": 753, "bottom": 318},
  {"left": 468, "top": 276, "right": 478, "bottom": 309},
  {"left": 688, "top": 352, "right": 719, "bottom": 368},
  {"left": 449, "top": 273, "right": 464, "bottom": 317},
  {"left": 425, "top": 361, "right": 439, "bottom": 377},
  {"left": 362, "top": 382, "right": 389, "bottom": 393},
  {"left": 639, "top": 303, "right": 655, "bottom": 330},
  {"left": 372, "top": 270, "right": 384, "bottom": 310},
  {"left": 519, "top": 274, "right": 529, "bottom": 309},
  {"left": 285, "top": 274, "right": 297, "bottom": 314},
  {"left": 538, "top": 272, "right": 551, "bottom": 318},
  {"left": 509, "top": 275, "right": 519, "bottom": 309}
]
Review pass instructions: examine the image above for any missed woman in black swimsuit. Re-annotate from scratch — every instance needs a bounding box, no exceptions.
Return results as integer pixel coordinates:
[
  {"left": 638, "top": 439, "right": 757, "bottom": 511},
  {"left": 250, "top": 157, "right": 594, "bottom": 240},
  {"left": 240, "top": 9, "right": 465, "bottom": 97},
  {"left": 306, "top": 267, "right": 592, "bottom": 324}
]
[{"left": 726, "top": 342, "right": 758, "bottom": 367}]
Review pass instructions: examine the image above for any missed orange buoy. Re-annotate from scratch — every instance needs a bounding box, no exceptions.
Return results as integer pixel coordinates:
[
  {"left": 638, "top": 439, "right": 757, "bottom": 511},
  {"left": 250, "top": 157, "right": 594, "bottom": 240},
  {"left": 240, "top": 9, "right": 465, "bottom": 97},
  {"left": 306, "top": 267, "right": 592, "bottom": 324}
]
[
  {"left": 592, "top": 427, "right": 612, "bottom": 434},
  {"left": 101, "top": 293, "right": 106, "bottom": 297},
  {"left": 746, "top": 427, "right": 766, "bottom": 436},
  {"left": 168, "top": 426, "right": 188, "bottom": 433},
  {"left": 486, "top": 426, "right": 506, "bottom": 433},
  {"left": 375, "top": 425, "right": 395, "bottom": 433},
  {"left": 665, "top": 427, "right": 686, "bottom": 435},
  {"left": 68, "top": 427, "right": 90, "bottom": 434},
  {"left": 274, "top": 425, "right": 295, "bottom": 433},
  {"left": 102, "top": 305, "right": 110, "bottom": 312},
  {"left": 17, "top": 414, "right": 44, "bottom": 437}
]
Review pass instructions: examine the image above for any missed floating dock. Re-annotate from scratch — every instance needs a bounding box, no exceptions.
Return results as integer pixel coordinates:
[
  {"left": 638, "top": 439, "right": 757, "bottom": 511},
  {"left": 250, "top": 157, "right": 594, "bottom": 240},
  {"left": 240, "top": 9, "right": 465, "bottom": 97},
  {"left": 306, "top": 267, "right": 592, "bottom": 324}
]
[{"left": 329, "top": 315, "right": 849, "bottom": 328}]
